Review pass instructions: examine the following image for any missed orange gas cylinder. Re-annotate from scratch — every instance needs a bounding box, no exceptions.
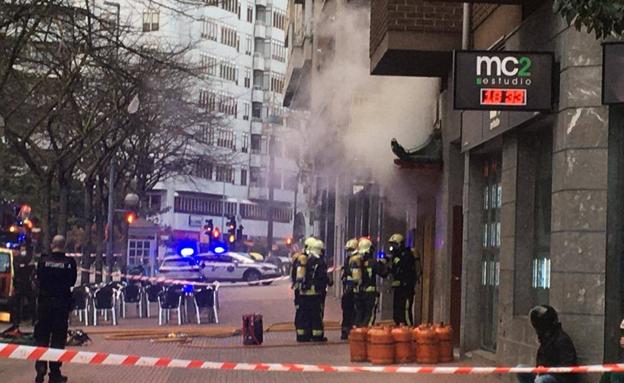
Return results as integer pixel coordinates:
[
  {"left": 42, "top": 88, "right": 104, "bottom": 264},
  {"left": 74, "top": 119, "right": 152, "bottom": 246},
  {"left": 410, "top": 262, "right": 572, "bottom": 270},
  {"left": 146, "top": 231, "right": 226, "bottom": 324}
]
[
  {"left": 367, "top": 326, "right": 395, "bottom": 365},
  {"left": 391, "top": 326, "right": 413, "bottom": 363},
  {"left": 349, "top": 327, "right": 369, "bottom": 362},
  {"left": 412, "top": 324, "right": 439, "bottom": 364},
  {"left": 434, "top": 323, "right": 454, "bottom": 363}
]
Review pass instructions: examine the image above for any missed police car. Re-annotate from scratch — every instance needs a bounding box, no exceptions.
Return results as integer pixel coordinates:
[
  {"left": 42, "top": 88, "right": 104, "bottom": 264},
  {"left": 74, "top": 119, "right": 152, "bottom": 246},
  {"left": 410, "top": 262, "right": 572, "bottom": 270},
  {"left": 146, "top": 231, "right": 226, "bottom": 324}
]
[
  {"left": 197, "top": 252, "right": 281, "bottom": 284},
  {"left": 157, "top": 253, "right": 205, "bottom": 283}
]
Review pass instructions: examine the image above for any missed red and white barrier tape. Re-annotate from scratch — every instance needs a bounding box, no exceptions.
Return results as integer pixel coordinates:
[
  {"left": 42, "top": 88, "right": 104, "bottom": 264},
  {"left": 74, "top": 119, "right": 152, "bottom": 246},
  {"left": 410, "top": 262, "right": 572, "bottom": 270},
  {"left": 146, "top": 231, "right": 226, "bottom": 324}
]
[
  {"left": 67, "top": 253, "right": 123, "bottom": 258},
  {"left": 0, "top": 342, "right": 618, "bottom": 375},
  {"left": 77, "top": 266, "right": 337, "bottom": 289},
  {"left": 77, "top": 267, "right": 291, "bottom": 288}
]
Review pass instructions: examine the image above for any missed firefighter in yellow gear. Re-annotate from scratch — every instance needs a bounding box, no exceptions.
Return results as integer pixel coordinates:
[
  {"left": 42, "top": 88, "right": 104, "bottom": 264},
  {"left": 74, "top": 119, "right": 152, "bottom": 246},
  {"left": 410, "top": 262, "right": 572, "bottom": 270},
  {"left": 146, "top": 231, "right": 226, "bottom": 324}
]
[
  {"left": 387, "top": 233, "right": 420, "bottom": 326},
  {"left": 353, "top": 238, "right": 388, "bottom": 327},
  {"left": 291, "top": 237, "right": 316, "bottom": 342},
  {"left": 300, "top": 239, "right": 329, "bottom": 342},
  {"left": 340, "top": 238, "right": 359, "bottom": 339}
]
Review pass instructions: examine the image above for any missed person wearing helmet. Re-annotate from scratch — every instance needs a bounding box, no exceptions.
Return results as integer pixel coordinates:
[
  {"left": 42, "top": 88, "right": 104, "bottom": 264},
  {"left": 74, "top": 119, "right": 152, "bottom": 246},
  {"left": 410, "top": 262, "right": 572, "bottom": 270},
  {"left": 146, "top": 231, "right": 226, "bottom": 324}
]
[
  {"left": 315, "top": 239, "right": 333, "bottom": 332},
  {"left": 517, "top": 305, "right": 578, "bottom": 383},
  {"left": 387, "top": 233, "right": 420, "bottom": 326},
  {"left": 290, "top": 236, "right": 316, "bottom": 342},
  {"left": 340, "top": 238, "right": 359, "bottom": 339},
  {"left": 299, "top": 239, "right": 328, "bottom": 342},
  {"left": 353, "top": 237, "right": 388, "bottom": 327},
  {"left": 598, "top": 320, "right": 624, "bottom": 383}
]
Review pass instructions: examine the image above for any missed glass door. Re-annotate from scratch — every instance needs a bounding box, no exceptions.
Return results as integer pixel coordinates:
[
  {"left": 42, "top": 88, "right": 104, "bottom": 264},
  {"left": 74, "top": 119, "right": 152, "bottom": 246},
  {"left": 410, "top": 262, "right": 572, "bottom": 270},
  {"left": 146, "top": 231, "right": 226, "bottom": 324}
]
[{"left": 480, "top": 156, "right": 501, "bottom": 351}]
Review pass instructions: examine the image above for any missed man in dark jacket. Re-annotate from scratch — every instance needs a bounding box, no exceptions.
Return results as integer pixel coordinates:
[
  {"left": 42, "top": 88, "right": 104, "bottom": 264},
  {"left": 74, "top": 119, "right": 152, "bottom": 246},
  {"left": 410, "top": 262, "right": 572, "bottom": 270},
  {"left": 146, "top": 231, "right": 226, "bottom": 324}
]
[
  {"left": 518, "top": 305, "right": 579, "bottom": 383},
  {"left": 34, "top": 235, "right": 77, "bottom": 383}
]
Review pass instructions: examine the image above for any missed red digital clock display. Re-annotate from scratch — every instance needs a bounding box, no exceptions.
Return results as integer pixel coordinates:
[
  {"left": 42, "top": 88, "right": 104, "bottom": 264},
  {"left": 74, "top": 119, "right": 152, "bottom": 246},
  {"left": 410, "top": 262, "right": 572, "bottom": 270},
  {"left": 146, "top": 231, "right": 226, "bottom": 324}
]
[{"left": 480, "top": 89, "right": 527, "bottom": 106}]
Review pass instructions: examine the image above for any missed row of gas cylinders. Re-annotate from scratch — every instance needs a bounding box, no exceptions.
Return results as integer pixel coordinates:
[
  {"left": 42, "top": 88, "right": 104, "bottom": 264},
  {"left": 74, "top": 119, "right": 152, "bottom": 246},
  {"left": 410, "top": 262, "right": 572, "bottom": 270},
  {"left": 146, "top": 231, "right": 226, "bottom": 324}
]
[{"left": 349, "top": 323, "right": 454, "bottom": 365}]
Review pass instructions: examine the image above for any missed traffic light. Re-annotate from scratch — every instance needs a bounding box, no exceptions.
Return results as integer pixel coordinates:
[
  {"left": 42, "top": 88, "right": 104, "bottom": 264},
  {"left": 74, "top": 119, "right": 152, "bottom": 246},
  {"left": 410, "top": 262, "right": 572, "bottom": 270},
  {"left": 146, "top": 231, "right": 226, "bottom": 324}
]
[
  {"left": 213, "top": 227, "right": 221, "bottom": 239},
  {"left": 228, "top": 234, "right": 236, "bottom": 244},
  {"left": 286, "top": 236, "right": 293, "bottom": 247},
  {"left": 205, "top": 219, "right": 214, "bottom": 234},
  {"left": 227, "top": 216, "right": 236, "bottom": 236},
  {"left": 236, "top": 225, "right": 244, "bottom": 239},
  {"left": 125, "top": 212, "right": 136, "bottom": 224}
]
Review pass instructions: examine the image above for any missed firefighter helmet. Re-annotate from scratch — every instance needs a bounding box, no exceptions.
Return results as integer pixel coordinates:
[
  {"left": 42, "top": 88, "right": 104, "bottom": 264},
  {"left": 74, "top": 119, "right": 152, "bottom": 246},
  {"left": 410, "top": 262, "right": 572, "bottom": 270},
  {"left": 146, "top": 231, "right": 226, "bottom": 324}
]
[
  {"left": 388, "top": 233, "right": 405, "bottom": 245},
  {"left": 358, "top": 238, "right": 373, "bottom": 255},
  {"left": 308, "top": 239, "right": 324, "bottom": 258},
  {"left": 345, "top": 238, "right": 359, "bottom": 254},
  {"left": 304, "top": 237, "right": 316, "bottom": 249}
]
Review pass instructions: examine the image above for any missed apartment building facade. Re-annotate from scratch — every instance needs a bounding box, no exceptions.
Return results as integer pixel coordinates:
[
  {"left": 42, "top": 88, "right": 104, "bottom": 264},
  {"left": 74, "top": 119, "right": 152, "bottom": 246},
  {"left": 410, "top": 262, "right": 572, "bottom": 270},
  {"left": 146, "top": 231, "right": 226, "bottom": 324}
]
[{"left": 101, "top": 0, "right": 303, "bottom": 262}]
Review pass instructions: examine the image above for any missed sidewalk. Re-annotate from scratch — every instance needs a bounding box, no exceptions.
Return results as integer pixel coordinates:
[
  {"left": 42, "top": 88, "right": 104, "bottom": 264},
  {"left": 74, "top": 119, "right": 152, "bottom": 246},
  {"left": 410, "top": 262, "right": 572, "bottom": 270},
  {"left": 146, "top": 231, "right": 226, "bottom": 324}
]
[{"left": 0, "top": 282, "right": 503, "bottom": 383}]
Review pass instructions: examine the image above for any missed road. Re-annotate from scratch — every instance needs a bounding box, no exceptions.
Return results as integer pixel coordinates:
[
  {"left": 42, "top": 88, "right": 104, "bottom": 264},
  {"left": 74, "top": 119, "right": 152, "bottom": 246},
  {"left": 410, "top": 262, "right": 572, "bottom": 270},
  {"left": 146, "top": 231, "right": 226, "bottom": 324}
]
[{"left": 0, "top": 281, "right": 503, "bottom": 383}]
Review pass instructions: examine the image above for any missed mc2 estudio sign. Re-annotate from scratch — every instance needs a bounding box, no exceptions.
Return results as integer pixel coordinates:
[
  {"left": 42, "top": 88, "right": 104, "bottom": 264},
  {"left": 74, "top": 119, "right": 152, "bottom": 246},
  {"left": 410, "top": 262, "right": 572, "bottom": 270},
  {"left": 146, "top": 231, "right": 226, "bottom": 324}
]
[{"left": 454, "top": 51, "right": 554, "bottom": 111}]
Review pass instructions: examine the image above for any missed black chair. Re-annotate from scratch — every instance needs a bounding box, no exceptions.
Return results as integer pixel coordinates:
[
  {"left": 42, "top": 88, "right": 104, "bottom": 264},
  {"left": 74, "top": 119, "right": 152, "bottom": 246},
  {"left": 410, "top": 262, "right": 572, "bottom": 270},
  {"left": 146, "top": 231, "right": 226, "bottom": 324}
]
[
  {"left": 145, "top": 284, "right": 163, "bottom": 318},
  {"left": 71, "top": 285, "right": 91, "bottom": 326},
  {"left": 193, "top": 287, "right": 218, "bottom": 324},
  {"left": 158, "top": 286, "right": 183, "bottom": 326},
  {"left": 93, "top": 285, "right": 118, "bottom": 326},
  {"left": 121, "top": 283, "right": 143, "bottom": 318}
]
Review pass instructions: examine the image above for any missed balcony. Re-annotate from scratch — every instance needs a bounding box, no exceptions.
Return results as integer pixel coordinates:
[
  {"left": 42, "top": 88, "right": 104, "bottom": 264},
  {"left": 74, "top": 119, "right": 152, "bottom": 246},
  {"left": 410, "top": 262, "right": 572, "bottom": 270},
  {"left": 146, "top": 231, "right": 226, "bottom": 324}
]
[
  {"left": 254, "top": 23, "right": 266, "bottom": 39},
  {"left": 284, "top": 33, "right": 312, "bottom": 107},
  {"left": 249, "top": 186, "right": 269, "bottom": 200},
  {"left": 253, "top": 52, "right": 265, "bottom": 70},
  {"left": 251, "top": 121, "right": 263, "bottom": 135},
  {"left": 370, "top": 0, "right": 463, "bottom": 77},
  {"left": 252, "top": 88, "right": 264, "bottom": 103}
]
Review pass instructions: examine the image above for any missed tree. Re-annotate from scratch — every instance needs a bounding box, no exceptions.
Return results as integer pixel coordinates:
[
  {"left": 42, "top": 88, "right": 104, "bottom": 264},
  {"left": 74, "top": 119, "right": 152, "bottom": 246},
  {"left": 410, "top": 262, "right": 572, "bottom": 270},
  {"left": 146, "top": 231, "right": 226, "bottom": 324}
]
[{"left": 554, "top": 0, "right": 624, "bottom": 39}]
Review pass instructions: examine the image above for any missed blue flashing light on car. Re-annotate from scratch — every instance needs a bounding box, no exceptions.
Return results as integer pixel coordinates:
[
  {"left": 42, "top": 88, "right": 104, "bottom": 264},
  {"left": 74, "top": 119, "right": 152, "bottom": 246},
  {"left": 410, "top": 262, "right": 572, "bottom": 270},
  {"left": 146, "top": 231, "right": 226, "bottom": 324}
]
[
  {"left": 180, "top": 247, "right": 195, "bottom": 257},
  {"left": 214, "top": 245, "right": 226, "bottom": 254}
]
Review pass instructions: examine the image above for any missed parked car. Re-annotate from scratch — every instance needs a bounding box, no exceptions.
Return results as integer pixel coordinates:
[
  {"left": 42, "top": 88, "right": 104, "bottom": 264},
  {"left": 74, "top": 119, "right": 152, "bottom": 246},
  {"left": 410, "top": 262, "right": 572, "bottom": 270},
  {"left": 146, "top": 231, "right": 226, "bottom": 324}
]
[
  {"left": 157, "top": 254, "right": 205, "bottom": 283},
  {"left": 197, "top": 252, "right": 281, "bottom": 285}
]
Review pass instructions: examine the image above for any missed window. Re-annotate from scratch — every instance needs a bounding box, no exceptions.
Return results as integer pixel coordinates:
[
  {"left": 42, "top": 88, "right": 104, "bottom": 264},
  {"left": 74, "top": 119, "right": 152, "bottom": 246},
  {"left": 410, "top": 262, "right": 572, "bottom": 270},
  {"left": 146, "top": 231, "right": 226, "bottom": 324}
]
[
  {"left": 272, "top": 10, "right": 286, "bottom": 30},
  {"left": 142, "top": 8, "right": 160, "bottom": 32},
  {"left": 240, "top": 168, "right": 248, "bottom": 186},
  {"left": 220, "top": 0, "right": 239, "bottom": 14},
  {"left": 193, "top": 157, "right": 213, "bottom": 179},
  {"left": 251, "top": 134, "right": 262, "bottom": 154},
  {"left": 198, "top": 124, "right": 215, "bottom": 145},
  {"left": 203, "top": 0, "right": 218, "bottom": 5},
  {"left": 219, "top": 60, "right": 238, "bottom": 83},
  {"left": 128, "top": 240, "right": 152, "bottom": 267},
  {"left": 221, "top": 25, "right": 239, "bottom": 50},
  {"left": 270, "top": 72, "right": 285, "bottom": 93},
  {"left": 201, "top": 18, "right": 218, "bottom": 41},
  {"left": 514, "top": 129, "right": 553, "bottom": 316},
  {"left": 480, "top": 156, "right": 501, "bottom": 351},
  {"left": 199, "top": 90, "right": 218, "bottom": 111},
  {"left": 245, "top": 35, "right": 253, "bottom": 55},
  {"left": 252, "top": 102, "right": 262, "bottom": 119},
  {"left": 241, "top": 132, "right": 249, "bottom": 152},
  {"left": 244, "top": 68, "right": 251, "bottom": 88},
  {"left": 146, "top": 193, "right": 162, "bottom": 210},
  {"left": 247, "top": 5, "right": 253, "bottom": 22},
  {"left": 216, "top": 166, "right": 234, "bottom": 183},
  {"left": 219, "top": 93, "right": 237, "bottom": 116},
  {"left": 271, "top": 40, "right": 286, "bottom": 62},
  {"left": 200, "top": 53, "right": 218, "bottom": 76},
  {"left": 242, "top": 102, "right": 250, "bottom": 121},
  {"left": 174, "top": 194, "right": 236, "bottom": 215},
  {"left": 217, "top": 129, "right": 235, "bottom": 149}
]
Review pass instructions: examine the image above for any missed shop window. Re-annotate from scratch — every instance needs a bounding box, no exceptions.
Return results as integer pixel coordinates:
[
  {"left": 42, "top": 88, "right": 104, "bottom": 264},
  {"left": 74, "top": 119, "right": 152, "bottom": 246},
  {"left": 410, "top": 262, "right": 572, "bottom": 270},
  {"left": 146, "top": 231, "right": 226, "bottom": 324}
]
[{"left": 514, "top": 129, "right": 553, "bottom": 316}]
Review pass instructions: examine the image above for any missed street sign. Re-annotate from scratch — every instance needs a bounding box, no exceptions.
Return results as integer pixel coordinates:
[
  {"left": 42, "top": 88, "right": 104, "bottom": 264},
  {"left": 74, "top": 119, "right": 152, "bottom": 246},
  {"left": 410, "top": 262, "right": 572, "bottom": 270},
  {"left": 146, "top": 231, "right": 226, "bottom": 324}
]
[
  {"left": 603, "top": 42, "right": 624, "bottom": 105},
  {"left": 454, "top": 51, "right": 554, "bottom": 111}
]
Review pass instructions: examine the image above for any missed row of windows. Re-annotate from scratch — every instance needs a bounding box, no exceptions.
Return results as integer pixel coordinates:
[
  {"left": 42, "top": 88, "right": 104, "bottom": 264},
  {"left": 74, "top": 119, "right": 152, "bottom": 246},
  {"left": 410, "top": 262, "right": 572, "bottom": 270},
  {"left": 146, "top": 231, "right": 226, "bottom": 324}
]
[
  {"left": 221, "top": 26, "right": 239, "bottom": 50},
  {"left": 191, "top": 159, "right": 297, "bottom": 191},
  {"left": 198, "top": 90, "right": 238, "bottom": 116},
  {"left": 197, "top": 126, "right": 249, "bottom": 152},
  {"left": 240, "top": 203, "right": 291, "bottom": 223},
  {"left": 174, "top": 196, "right": 237, "bottom": 216},
  {"left": 272, "top": 10, "right": 287, "bottom": 30},
  {"left": 271, "top": 40, "right": 286, "bottom": 62},
  {"left": 270, "top": 73, "right": 285, "bottom": 93},
  {"left": 220, "top": 61, "right": 238, "bottom": 83},
  {"left": 201, "top": 18, "right": 219, "bottom": 41}
]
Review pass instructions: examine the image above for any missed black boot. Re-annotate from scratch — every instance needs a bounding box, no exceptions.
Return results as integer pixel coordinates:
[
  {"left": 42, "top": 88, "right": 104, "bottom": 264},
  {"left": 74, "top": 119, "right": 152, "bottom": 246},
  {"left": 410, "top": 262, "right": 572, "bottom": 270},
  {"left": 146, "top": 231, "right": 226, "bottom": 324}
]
[{"left": 48, "top": 373, "right": 68, "bottom": 383}]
